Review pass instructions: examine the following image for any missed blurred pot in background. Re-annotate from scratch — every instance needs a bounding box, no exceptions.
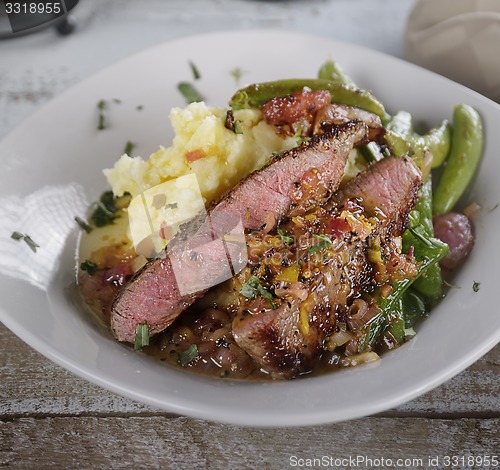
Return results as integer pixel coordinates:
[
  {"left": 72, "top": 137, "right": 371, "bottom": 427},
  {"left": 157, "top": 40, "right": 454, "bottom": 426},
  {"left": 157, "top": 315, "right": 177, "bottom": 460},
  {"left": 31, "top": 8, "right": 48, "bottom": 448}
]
[
  {"left": 0, "top": 0, "right": 79, "bottom": 38},
  {"left": 405, "top": 0, "right": 500, "bottom": 102}
]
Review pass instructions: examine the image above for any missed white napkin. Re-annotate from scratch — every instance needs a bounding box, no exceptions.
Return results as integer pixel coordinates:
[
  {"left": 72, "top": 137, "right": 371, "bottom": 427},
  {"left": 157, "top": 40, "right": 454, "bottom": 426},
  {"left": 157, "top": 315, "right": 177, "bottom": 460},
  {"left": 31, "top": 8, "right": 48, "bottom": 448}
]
[{"left": 405, "top": 0, "right": 500, "bottom": 102}]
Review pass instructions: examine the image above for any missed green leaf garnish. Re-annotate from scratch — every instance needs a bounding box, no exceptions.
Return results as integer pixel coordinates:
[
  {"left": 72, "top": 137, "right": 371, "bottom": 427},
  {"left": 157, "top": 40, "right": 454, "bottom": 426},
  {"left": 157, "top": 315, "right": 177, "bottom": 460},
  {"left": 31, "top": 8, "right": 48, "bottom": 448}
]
[
  {"left": 239, "top": 276, "right": 276, "bottom": 308},
  {"left": 277, "top": 228, "right": 293, "bottom": 245},
  {"left": 97, "top": 99, "right": 107, "bottom": 130},
  {"left": 123, "top": 141, "right": 135, "bottom": 155},
  {"left": 256, "top": 284, "right": 277, "bottom": 309},
  {"left": 91, "top": 191, "right": 118, "bottom": 227},
  {"left": 80, "top": 260, "right": 99, "bottom": 276},
  {"left": 189, "top": 61, "right": 201, "bottom": 80},
  {"left": 233, "top": 120, "right": 243, "bottom": 135},
  {"left": 229, "top": 67, "right": 245, "bottom": 86},
  {"left": 473, "top": 281, "right": 480, "bottom": 292},
  {"left": 240, "top": 275, "right": 260, "bottom": 300},
  {"left": 308, "top": 234, "right": 332, "bottom": 253},
  {"left": 11, "top": 232, "right": 39, "bottom": 252},
  {"left": 177, "top": 82, "right": 204, "bottom": 104},
  {"left": 75, "top": 216, "right": 92, "bottom": 234},
  {"left": 134, "top": 322, "right": 150, "bottom": 351},
  {"left": 178, "top": 344, "right": 198, "bottom": 365}
]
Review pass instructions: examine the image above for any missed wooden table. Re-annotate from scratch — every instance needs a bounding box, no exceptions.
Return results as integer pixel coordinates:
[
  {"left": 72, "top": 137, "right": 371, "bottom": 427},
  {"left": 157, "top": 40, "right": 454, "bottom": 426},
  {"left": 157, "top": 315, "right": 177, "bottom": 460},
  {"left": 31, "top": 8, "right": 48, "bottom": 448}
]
[{"left": 1, "top": 1, "right": 498, "bottom": 467}]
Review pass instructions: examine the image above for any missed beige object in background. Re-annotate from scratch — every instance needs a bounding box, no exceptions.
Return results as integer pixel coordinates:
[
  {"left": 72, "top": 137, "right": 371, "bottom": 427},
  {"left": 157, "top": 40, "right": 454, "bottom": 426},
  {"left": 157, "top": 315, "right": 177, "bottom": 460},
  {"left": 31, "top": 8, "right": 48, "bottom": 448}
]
[{"left": 405, "top": 0, "right": 500, "bottom": 102}]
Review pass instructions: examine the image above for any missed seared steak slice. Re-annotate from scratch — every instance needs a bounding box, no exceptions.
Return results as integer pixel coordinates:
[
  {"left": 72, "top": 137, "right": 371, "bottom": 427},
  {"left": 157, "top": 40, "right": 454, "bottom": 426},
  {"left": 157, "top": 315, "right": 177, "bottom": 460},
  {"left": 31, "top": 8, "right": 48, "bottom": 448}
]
[
  {"left": 314, "top": 103, "right": 385, "bottom": 142},
  {"left": 232, "top": 157, "right": 422, "bottom": 378},
  {"left": 211, "top": 120, "right": 367, "bottom": 230},
  {"left": 111, "top": 122, "right": 368, "bottom": 343}
]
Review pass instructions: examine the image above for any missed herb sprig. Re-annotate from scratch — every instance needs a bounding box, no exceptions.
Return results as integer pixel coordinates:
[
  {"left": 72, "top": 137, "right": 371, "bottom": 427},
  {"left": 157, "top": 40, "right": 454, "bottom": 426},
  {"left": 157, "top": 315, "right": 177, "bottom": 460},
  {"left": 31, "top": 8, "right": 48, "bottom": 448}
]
[{"left": 11, "top": 232, "right": 39, "bottom": 253}]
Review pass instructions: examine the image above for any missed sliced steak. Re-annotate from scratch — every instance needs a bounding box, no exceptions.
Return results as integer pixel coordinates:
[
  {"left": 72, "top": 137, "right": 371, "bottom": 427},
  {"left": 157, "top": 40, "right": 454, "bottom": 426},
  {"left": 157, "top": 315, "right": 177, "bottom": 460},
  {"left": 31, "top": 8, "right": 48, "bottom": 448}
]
[
  {"left": 232, "top": 157, "right": 422, "bottom": 378},
  {"left": 111, "top": 121, "right": 368, "bottom": 343},
  {"left": 313, "top": 103, "right": 385, "bottom": 142},
  {"left": 211, "top": 120, "right": 367, "bottom": 229}
]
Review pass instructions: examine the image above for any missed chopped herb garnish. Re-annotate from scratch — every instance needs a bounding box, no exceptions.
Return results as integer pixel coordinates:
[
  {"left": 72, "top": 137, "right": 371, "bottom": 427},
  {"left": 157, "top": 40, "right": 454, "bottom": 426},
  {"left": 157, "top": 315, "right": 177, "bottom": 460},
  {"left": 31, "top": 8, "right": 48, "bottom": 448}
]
[
  {"left": 308, "top": 234, "right": 332, "bottom": 254},
  {"left": 134, "top": 322, "right": 150, "bottom": 351},
  {"left": 277, "top": 228, "right": 293, "bottom": 245},
  {"left": 233, "top": 120, "right": 243, "bottom": 135},
  {"left": 123, "top": 141, "right": 135, "bottom": 155},
  {"left": 473, "top": 281, "right": 480, "bottom": 292},
  {"left": 189, "top": 61, "right": 201, "bottom": 80},
  {"left": 177, "top": 82, "right": 204, "bottom": 104},
  {"left": 11, "top": 232, "right": 39, "bottom": 252},
  {"left": 166, "top": 203, "right": 178, "bottom": 209},
  {"left": 178, "top": 344, "right": 198, "bottom": 365},
  {"left": 443, "top": 279, "right": 461, "bottom": 289},
  {"left": 91, "top": 191, "right": 118, "bottom": 227},
  {"left": 224, "top": 109, "right": 243, "bottom": 134},
  {"left": 293, "top": 125, "right": 305, "bottom": 146},
  {"left": 74, "top": 216, "right": 93, "bottom": 234},
  {"left": 488, "top": 203, "right": 499, "bottom": 213},
  {"left": 257, "top": 284, "right": 277, "bottom": 309},
  {"left": 240, "top": 275, "right": 260, "bottom": 299},
  {"left": 136, "top": 105, "right": 143, "bottom": 111},
  {"left": 97, "top": 99, "right": 107, "bottom": 130},
  {"left": 239, "top": 275, "right": 276, "bottom": 308},
  {"left": 229, "top": 67, "right": 245, "bottom": 86},
  {"left": 80, "top": 260, "right": 99, "bottom": 276}
]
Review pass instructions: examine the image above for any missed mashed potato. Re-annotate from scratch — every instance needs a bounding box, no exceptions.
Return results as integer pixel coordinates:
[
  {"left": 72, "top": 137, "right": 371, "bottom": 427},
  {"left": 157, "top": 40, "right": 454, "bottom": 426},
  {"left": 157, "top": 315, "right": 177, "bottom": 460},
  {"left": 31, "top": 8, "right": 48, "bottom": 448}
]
[{"left": 104, "top": 102, "right": 299, "bottom": 204}]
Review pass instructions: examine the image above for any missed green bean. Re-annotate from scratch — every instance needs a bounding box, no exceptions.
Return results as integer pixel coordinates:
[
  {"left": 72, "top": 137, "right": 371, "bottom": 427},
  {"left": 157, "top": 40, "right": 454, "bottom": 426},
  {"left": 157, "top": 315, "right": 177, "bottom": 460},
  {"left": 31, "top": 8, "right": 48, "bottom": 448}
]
[
  {"left": 433, "top": 104, "right": 484, "bottom": 216},
  {"left": 317, "top": 59, "right": 356, "bottom": 87},
  {"left": 229, "top": 79, "right": 387, "bottom": 119}
]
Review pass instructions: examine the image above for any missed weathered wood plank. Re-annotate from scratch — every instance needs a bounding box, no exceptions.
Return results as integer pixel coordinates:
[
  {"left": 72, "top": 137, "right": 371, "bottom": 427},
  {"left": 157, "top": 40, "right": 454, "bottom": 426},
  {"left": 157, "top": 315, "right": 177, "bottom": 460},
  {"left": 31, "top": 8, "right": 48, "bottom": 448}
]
[
  {"left": 0, "top": 416, "right": 498, "bottom": 469},
  {"left": 1, "top": 323, "right": 498, "bottom": 417}
]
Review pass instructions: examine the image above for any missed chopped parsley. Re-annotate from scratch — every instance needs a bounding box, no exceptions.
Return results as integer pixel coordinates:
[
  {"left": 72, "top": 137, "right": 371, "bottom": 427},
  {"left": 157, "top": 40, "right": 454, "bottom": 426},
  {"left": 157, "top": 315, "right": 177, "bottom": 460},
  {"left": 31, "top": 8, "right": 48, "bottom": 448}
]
[
  {"left": 134, "top": 322, "right": 150, "bottom": 351},
  {"left": 74, "top": 216, "right": 92, "bottom": 234},
  {"left": 189, "top": 61, "right": 201, "bottom": 80},
  {"left": 277, "top": 228, "right": 293, "bottom": 245},
  {"left": 473, "top": 281, "right": 480, "bottom": 292},
  {"left": 97, "top": 99, "right": 107, "bottom": 130},
  {"left": 239, "top": 275, "right": 277, "bottom": 308},
  {"left": 308, "top": 234, "right": 332, "bottom": 254},
  {"left": 224, "top": 109, "right": 243, "bottom": 134},
  {"left": 80, "top": 260, "right": 99, "bottom": 276},
  {"left": 91, "top": 191, "right": 118, "bottom": 227},
  {"left": 178, "top": 344, "right": 198, "bottom": 365},
  {"left": 123, "top": 141, "right": 135, "bottom": 155},
  {"left": 11, "top": 232, "right": 39, "bottom": 253},
  {"left": 177, "top": 82, "right": 204, "bottom": 104},
  {"left": 229, "top": 67, "right": 245, "bottom": 86}
]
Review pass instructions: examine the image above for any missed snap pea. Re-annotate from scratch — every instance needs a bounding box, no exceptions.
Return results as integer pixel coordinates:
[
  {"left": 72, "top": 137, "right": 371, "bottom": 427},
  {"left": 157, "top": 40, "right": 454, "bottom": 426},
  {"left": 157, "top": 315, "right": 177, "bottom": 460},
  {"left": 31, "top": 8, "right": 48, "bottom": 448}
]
[
  {"left": 384, "top": 111, "right": 451, "bottom": 168},
  {"left": 317, "top": 59, "right": 356, "bottom": 87},
  {"left": 229, "top": 79, "right": 387, "bottom": 119},
  {"left": 416, "top": 119, "right": 452, "bottom": 169},
  {"left": 433, "top": 104, "right": 484, "bottom": 216}
]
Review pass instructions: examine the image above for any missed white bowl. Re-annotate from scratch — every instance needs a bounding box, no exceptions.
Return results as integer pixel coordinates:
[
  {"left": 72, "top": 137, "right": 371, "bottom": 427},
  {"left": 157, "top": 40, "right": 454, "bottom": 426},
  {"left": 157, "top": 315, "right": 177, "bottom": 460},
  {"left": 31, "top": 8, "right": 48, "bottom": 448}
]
[{"left": 0, "top": 30, "right": 499, "bottom": 427}]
